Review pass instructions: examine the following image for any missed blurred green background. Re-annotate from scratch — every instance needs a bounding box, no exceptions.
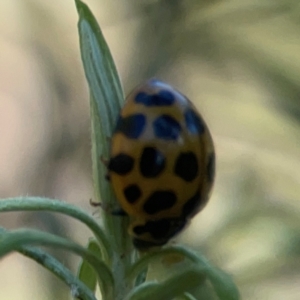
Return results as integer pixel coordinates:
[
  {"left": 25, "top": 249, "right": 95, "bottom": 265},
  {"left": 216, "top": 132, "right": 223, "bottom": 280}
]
[{"left": 0, "top": 0, "right": 300, "bottom": 299}]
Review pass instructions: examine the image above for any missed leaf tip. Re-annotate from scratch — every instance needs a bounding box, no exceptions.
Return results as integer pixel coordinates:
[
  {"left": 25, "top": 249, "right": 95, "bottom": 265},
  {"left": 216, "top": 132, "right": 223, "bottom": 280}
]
[{"left": 74, "top": 0, "right": 84, "bottom": 14}]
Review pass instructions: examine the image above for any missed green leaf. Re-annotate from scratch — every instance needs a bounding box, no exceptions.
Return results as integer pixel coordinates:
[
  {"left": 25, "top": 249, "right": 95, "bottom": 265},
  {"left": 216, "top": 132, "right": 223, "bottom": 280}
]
[
  {"left": 205, "top": 267, "right": 240, "bottom": 300},
  {"left": 178, "top": 293, "right": 198, "bottom": 300},
  {"left": 75, "top": 0, "right": 124, "bottom": 206},
  {"left": 125, "top": 282, "right": 159, "bottom": 300},
  {"left": 78, "top": 239, "right": 102, "bottom": 293},
  {"left": 128, "top": 246, "right": 240, "bottom": 300},
  {"left": 134, "top": 267, "right": 148, "bottom": 287},
  {"left": 0, "top": 229, "right": 114, "bottom": 300},
  {"left": 0, "top": 197, "right": 112, "bottom": 261},
  {"left": 75, "top": 3, "right": 133, "bottom": 290},
  {"left": 0, "top": 227, "right": 96, "bottom": 300},
  {"left": 126, "top": 267, "right": 206, "bottom": 300}
]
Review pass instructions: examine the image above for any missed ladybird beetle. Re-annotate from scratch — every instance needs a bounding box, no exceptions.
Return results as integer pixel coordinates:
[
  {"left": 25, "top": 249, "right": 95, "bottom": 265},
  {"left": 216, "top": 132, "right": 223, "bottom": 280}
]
[{"left": 108, "top": 79, "right": 215, "bottom": 249}]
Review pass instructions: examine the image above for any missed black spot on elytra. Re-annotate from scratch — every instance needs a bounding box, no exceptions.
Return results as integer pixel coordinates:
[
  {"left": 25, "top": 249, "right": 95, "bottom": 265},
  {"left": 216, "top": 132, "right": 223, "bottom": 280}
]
[
  {"left": 182, "top": 189, "right": 201, "bottom": 218},
  {"left": 140, "top": 147, "right": 165, "bottom": 178},
  {"left": 132, "top": 218, "right": 187, "bottom": 249},
  {"left": 153, "top": 115, "right": 181, "bottom": 140},
  {"left": 124, "top": 185, "right": 142, "bottom": 204},
  {"left": 174, "top": 152, "right": 198, "bottom": 182},
  {"left": 207, "top": 152, "right": 215, "bottom": 183},
  {"left": 135, "top": 90, "right": 175, "bottom": 106},
  {"left": 143, "top": 191, "right": 176, "bottom": 215},
  {"left": 132, "top": 238, "right": 160, "bottom": 249},
  {"left": 115, "top": 114, "right": 146, "bottom": 139},
  {"left": 133, "top": 219, "right": 171, "bottom": 238},
  {"left": 108, "top": 154, "right": 134, "bottom": 175},
  {"left": 184, "top": 109, "right": 205, "bottom": 135}
]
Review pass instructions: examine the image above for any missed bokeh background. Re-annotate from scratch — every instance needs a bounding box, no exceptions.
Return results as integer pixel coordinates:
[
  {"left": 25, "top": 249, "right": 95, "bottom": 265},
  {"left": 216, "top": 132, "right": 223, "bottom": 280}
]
[{"left": 1, "top": 0, "right": 300, "bottom": 299}]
